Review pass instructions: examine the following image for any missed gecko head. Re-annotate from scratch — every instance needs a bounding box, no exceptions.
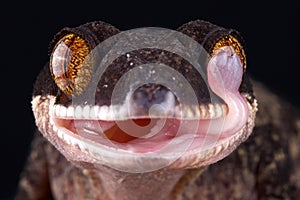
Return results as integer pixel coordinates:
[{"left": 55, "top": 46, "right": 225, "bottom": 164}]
[{"left": 32, "top": 20, "right": 257, "bottom": 173}]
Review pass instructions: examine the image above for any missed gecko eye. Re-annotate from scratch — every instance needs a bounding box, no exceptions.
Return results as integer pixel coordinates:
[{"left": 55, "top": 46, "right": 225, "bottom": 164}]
[{"left": 50, "top": 33, "right": 91, "bottom": 96}]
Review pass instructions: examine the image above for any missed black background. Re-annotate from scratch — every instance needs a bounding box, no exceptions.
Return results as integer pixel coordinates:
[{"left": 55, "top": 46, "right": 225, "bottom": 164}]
[{"left": 1, "top": 1, "right": 299, "bottom": 199}]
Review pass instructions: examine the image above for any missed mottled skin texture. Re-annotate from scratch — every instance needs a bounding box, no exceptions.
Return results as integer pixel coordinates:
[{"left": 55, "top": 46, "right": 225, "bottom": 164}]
[
  {"left": 16, "top": 20, "right": 300, "bottom": 199},
  {"left": 182, "top": 82, "right": 300, "bottom": 199}
]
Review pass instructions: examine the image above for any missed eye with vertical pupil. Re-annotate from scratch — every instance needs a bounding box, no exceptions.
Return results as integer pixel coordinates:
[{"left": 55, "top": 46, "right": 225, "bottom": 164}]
[{"left": 50, "top": 33, "right": 91, "bottom": 96}]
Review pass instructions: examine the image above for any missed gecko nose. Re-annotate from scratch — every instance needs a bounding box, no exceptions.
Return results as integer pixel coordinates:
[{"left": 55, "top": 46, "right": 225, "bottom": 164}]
[{"left": 129, "top": 84, "right": 177, "bottom": 116}]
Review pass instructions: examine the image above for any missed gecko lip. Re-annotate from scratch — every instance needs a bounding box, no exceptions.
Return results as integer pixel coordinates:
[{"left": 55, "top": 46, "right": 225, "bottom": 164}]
[
  {"left": 48, "top": 92, "right": 254, "bottom": 173},
  {"left": 33, "top": 90, "right": 256, "bottom": 172}
]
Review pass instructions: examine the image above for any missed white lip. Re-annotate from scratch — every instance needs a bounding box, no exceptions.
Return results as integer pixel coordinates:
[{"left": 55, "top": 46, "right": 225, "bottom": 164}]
[
  {"left": 49, "top": 100, "right": 253, "bottom": 173},
  {"left": 32, "top": 94, "right": 257, "bottom": 173}
]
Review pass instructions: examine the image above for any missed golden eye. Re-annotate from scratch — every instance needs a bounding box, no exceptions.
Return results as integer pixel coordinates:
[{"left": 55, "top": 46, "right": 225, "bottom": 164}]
[{"left": 50, "top": 33, "right": 91, "bottom": 96}]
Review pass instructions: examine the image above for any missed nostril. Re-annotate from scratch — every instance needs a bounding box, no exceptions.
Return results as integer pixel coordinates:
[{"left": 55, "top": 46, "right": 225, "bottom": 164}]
[
  {"left": 133, "top": 84, "right": 168, "bottom": 104},
  {"left": 130, "top": 84, "right": 177, "bottom": 115}
]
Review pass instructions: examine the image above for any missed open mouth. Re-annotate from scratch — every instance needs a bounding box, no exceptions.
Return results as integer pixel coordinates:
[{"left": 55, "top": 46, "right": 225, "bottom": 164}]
[{"left": 51, "top": 95, "right": 246, "bottom": 155}]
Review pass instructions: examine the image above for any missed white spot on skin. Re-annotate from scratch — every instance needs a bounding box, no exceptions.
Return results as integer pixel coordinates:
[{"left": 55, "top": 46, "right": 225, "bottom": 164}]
[
  {"left": 57, "top": 129, "right": 63, "bottom": 139},
  {"left": 150, "top": 69, "right": 156, "bottom": 74},
  {"left": 52, "top": 123, "right": 58, "bottom": 132},
  {"left": 77, "top": 141, "right": 85, "bottom": 150},
  {"left": 214, "top": 145, "right": 223, "bottom": 155}
]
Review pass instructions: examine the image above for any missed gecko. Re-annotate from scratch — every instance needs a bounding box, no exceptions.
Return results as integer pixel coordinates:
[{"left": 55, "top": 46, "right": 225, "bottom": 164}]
[{"left": 16, "top": 20, "right": 300, "bottom": 199}]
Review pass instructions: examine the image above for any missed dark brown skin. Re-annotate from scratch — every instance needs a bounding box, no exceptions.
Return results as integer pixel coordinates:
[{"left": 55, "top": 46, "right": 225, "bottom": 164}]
[{"left": 16, "top": 20, "right": 300, "bottom": 199}]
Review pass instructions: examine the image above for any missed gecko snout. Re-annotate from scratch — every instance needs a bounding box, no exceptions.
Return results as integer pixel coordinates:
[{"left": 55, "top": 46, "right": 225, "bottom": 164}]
[{"left": 129, "top": 84, "right": 178, "bottom": 117}]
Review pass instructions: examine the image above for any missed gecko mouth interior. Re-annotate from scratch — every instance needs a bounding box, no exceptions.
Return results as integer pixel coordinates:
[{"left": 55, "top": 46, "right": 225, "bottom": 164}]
[
  {"left": 52, "top": 99, "right": 246, "bottom": 154},
  {"left": 55, "top": 118, "right": 205, "bottom": 153}
]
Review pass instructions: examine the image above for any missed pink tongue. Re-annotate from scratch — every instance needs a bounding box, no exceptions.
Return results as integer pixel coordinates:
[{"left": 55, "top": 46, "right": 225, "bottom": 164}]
[
  {"left": 207, "top": 46, "right": 248, "bottom": 136},
  {"left": 207, "top": 46, "right": 243, "bottom": 96}
]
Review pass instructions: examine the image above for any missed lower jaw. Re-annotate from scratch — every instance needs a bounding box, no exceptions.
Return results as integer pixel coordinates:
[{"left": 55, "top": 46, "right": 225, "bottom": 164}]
[{"left": 51, "top": 117, "right": 250, "bottom": 173}]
